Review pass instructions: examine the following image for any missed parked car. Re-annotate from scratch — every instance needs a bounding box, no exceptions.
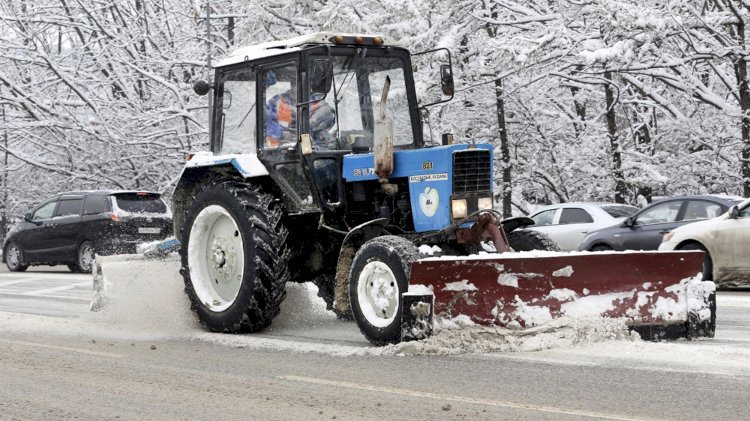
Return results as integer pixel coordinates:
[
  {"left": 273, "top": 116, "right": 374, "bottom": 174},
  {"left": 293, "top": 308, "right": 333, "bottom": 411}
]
[
  {"left": 659, "top": 198, "right": 750, "bottom": 285},
  {"left": 528, "top": 202, "right": 638, "bottom": 251},
  {"left": 1, "top": 191, "right": 172, "bottom": 273},
  {"left": 578, "top": 195, "right": 743, "bottom": 252}
]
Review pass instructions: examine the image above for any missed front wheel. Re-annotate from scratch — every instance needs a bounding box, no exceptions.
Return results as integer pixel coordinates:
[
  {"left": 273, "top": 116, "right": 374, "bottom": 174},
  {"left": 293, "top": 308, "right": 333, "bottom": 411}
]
[
  {"left": 180, "top": 181, "right": 289, "bottom": 333},
  {"left": 349, "top": 236, "right": 420, "bottom": 346},
  {"left": 5, "top": 242, "right": 28, "bottom": 272}
]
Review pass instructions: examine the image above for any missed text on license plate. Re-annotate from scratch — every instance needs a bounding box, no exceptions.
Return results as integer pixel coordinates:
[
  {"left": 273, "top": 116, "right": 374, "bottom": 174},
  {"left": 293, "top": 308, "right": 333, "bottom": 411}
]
[{"left": 138, "top": 227, "right": 160, "bottom": 234}]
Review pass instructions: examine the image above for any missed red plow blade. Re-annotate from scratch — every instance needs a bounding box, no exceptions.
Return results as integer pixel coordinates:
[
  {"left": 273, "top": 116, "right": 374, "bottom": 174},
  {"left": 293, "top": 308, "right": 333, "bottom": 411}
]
[{"left": 408, "top": 251, "right": 715, "bottom": 340}]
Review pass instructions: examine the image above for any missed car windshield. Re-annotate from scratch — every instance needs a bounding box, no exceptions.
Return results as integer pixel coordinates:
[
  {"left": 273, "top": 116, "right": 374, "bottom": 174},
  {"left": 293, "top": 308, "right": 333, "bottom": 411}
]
[
  {"left": 600, "top": 205, "right": 638, "bottom": 218},
  {"left": 308, "top": 53, "right": 413, "bottom": 148},
  {"left": 113, "top": 193, "right": 167, "bottom": 214}
]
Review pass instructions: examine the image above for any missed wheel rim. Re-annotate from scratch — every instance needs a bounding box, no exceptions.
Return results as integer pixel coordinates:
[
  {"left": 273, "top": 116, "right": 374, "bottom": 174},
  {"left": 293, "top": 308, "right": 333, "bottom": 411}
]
[
  {"left": 7, "top": 245, "right": 20, "bottom": 269},
  {"left": 356, "top": 261, "right": 400, "bottom": 328},
  {"left": 79, "top": 244, "right": 94, "bottom": 271},
  {"left": 188, "top": 205, "right": 245, "bottom": 312}
]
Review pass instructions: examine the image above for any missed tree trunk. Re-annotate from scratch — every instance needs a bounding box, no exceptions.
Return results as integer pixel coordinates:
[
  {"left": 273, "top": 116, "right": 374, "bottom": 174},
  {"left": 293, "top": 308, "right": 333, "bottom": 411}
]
[
  {"left": 494, "top": 79, "right": 512, "bottom": 217},
  {"left": 604, "top": 71, "right": 626, "bottom": 203},
  {"left": 734, "top": 31, "right": 750, "bottom": 196}
]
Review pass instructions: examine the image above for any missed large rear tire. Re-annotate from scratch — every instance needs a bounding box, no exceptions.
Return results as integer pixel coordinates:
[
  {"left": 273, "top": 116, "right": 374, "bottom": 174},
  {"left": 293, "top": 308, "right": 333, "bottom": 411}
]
[
  {"left": 349, "top": 236, "right": 419, "bottom": 346},
  {"left": 507, "top": 229, "right": 561, "bottom": 252},
  {"left": 5, "top": 242, "right": 28, "bottom": 272},
  {"left": 180, "top": 181, "right": 289, "bottom": 333}
]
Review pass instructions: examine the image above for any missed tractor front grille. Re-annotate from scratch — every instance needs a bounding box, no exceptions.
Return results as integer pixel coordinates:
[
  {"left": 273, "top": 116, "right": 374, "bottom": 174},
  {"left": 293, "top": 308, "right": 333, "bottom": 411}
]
[{"left": 452, "top": 149, "right": 492, "bottom": 193}]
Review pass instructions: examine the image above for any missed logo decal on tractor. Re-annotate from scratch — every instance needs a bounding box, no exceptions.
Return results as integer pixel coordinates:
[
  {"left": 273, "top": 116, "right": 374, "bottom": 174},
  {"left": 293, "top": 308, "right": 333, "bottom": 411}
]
[
  {"left": 422, "top": 161, "right": 433, "bottom": 170},
  {"left": 409, "top": 173, "right": 448, "bottom": 183},
  {"left": 419, "top": 187, "right": 439, "bottom": 217}
]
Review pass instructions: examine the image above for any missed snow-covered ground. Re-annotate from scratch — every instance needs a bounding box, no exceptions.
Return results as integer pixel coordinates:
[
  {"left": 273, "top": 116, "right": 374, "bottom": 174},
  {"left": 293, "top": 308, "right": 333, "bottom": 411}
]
[{"left": 1, "top": 261, "right": 749, "bottom": 378}]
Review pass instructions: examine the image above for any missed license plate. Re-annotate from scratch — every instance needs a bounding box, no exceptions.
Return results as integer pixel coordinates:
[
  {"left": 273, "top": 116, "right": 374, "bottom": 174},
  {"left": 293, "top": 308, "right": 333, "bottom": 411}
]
[{"left": 138, "top": 227, "right": 160, "bottom": 234}]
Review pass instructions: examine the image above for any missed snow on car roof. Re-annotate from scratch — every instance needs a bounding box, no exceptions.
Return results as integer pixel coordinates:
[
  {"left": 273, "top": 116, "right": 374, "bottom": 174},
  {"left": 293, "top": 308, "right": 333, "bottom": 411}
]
[{"left": 214, "top": 32, "right": 399, "bottom": 67}]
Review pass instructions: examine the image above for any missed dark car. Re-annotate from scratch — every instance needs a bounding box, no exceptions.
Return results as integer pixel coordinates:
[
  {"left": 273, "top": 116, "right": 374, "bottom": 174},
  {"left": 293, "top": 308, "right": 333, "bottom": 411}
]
[
  {"left": 2, "top": 191, "right": 172, "bottom": 273},
  {"left": 578, "top": 195, "right": 744, "bottom": 252}
]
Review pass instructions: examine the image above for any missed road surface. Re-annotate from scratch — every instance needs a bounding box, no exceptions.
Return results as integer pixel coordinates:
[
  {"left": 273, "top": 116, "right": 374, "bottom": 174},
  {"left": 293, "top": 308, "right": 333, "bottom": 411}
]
[{"left": 0, "top": 264, "right": 748, "bottom": 420}]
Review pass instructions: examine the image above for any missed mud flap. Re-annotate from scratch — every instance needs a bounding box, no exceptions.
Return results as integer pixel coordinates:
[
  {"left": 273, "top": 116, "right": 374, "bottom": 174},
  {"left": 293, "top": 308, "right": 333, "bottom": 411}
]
[
  {"left": 400, "top": 293, "right": 434, "bottom": 342},
  {"left": 408, "top": 250, "right": 715, "bottom": 340}
]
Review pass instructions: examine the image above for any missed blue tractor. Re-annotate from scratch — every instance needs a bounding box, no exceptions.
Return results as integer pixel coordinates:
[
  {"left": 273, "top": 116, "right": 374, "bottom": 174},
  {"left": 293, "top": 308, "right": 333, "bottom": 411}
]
[{"left": 172, "top": 33, "right": 560, "bottom": 345}]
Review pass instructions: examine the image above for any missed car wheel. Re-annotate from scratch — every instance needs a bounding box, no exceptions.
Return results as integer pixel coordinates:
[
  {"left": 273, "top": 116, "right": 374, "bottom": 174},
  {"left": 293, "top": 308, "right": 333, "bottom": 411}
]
[
  {"left": 678, "top": 243, "right": 713, "bottom": 281},
  {"left": 180, "top": 181, "right": 289, "bottom": 333},
  {"left": 5, "top": 242, "right": 29, "bottom": 272},
  {"left": 507, "top": 229, "right": 561, "bottom": 252},
  {"left": 591, "top": 244, "right": 612, "bottom": 252},
  {"left": 76, "top": 241, "right": 95, "bottom": 274},
  {"left": 349, "top": 236, "right": 420, "bottom": 346}
]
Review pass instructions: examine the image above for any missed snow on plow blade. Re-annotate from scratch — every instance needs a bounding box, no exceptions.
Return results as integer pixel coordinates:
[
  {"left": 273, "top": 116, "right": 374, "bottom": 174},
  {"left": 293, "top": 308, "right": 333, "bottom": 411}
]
[{"left": 409, "top": 251, "right": 716, "bottom": 340}]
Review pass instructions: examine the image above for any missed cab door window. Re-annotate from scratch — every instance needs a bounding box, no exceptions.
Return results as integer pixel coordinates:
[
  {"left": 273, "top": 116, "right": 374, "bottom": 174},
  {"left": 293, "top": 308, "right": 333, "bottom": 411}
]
[
  {"left": 217, "top": 66, "right": 257, "bottom": 154},
  {"left": 262, "top": 64, "right": 298, "bottom": 149}
]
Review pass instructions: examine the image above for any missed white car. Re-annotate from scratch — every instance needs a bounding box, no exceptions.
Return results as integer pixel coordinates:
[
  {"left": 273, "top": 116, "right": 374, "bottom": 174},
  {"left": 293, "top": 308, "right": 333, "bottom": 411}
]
[
  {"left": 528, "top": 202, "right": 638, "bottom": 251},
  {"left": 659, "top": 198, "right": 750, "bottom": 285}
]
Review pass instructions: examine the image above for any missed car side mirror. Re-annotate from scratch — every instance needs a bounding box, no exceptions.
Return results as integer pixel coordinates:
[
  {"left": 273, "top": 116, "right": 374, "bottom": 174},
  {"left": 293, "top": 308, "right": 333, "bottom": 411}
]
[
  {"left": 729, "top": 205, "right": 740, "bottom": 219},
  {"left": 310, "top": 59, "right": 333, "bottom": 94},
  {"left": 23, "top": 212, "right": 32, "bottom": 222},
  {"left": 440, "top": 64, "right": 454, "bottom": 96},
  {"left": 623, "top": 216, "right": 635, "bottom": 228}
]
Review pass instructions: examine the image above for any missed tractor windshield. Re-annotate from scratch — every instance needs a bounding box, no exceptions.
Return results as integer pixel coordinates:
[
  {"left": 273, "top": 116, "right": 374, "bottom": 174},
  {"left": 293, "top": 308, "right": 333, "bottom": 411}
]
[{"left": 307, "top": 54, "right": 414, "bottom": 150}]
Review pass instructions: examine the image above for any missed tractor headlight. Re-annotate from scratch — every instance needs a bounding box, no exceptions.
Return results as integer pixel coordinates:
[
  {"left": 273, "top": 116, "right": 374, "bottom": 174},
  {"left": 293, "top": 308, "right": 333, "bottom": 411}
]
[
  {"left": 451, "top": 199, "right": 468, "bottom": 219},
  {"left": 478, "top": 197, "right": 493, "bottom": 211}
]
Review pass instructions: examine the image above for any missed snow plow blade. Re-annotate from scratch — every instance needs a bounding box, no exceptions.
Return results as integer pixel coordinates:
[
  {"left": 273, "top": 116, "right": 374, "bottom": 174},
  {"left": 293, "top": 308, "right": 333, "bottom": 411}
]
[{"left": 409, "top": 251, "right": 715, "bottom": 340}]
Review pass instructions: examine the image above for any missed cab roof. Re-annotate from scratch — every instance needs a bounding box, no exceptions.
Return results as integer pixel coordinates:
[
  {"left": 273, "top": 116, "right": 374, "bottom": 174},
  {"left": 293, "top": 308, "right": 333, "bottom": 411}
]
[{"left": 214, "top": 32, "right": 400, "bottom": 68}]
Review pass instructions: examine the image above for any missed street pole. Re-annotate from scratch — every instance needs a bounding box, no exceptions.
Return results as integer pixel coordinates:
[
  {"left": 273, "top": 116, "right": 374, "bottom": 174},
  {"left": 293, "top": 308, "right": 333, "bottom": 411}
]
[
  {"left": 206, "top": 0, "right": 213, "bottom": 145},
  {"left": 1, "top": 87, "right": 8, "bottom": 242}
]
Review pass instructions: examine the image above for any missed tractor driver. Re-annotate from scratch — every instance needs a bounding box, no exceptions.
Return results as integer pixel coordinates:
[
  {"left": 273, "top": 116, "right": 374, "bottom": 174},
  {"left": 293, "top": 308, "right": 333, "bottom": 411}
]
[
  {"left": 264, "top": 69, "right": 338, "bottom": 200},
  {"left": 264, "top": 70, "right": 337, "bottom": 150},
  {"left": 264, "top": 70, "right": 297, "bottom": 148}
]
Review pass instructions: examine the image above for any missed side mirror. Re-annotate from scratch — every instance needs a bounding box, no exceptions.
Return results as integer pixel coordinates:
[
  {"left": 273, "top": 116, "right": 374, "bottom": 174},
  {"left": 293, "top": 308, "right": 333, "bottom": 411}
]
[
  {"left": 623, "top": 216, "right": 635, "bottom": 228},
  {"left": 440, "top": 64, "right": 454, "bottom": 96},
  {"left": 310, "top": 60, "right": 333, "bottom": 94},
  {"left": 193, "top": 80, "right": 211, "bottom": 96},
  {"left": 23, "top": 212, "right": 32, "bottom": 222},
  {"left": 729, "top": 205, "right": 740, "bottom": 219}
]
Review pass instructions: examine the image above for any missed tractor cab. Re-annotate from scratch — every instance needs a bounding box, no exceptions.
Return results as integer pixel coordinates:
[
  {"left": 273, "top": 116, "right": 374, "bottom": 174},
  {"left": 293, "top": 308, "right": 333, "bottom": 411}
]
[{"left": 197, "top": 33, "right": 452, "bottom": 217}]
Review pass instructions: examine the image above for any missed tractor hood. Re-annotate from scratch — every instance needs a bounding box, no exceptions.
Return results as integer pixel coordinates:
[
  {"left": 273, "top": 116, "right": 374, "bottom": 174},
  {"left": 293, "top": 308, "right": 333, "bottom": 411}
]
[{"left": 343, "top": 143, "right": 494, "bottom": 232}]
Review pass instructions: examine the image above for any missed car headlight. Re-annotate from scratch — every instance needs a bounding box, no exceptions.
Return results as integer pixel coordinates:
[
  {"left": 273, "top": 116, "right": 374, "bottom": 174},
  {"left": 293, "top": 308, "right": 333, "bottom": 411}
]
[
  {"left": 451, "top": 199, "right": 467, "bottom": 219},
  {"left": 662, "top": 231, "right": 673, "bottom": 243},
  {"left": 477, "top": 197, "right": 493, "bottom": 211}
]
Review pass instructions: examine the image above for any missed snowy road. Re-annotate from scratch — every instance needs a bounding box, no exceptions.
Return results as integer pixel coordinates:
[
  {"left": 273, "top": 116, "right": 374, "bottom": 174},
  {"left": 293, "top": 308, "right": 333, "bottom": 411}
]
[{"left": 0, "top": 265, "right": 749, "bottom": 420}]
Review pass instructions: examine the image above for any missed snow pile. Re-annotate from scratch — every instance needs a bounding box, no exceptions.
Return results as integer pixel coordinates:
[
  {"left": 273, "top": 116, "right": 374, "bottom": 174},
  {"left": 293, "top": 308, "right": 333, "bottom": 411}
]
[
  {"left": 383, "top": 317, "right": 635, "bottom": 356},
  {"left": 90, "top": 256, "right": 200, "bottom": 337},
  {"left": 271, "top": 282, "right": 337, "bottom": 329}
]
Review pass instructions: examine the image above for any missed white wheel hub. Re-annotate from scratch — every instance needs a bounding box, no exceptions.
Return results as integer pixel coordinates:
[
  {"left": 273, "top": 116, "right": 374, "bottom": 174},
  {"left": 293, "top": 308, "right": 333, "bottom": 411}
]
[
  {"left": 357, "top": 261, "right": 399, "bottom": 328},
  {"left": 188, "top": 205, "right": 245, "bottom": 312}
]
